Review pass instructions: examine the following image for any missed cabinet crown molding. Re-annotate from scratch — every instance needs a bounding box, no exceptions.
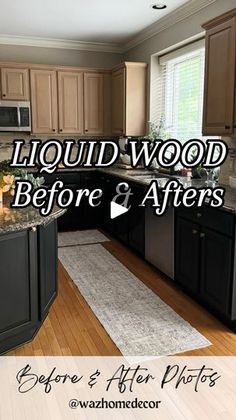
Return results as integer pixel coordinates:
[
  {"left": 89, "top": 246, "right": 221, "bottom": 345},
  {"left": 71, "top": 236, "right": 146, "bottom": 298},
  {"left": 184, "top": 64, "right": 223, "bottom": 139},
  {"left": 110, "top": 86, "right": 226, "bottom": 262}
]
[{"left": 202, "top": 8, "right": 236, "bottom": 29}]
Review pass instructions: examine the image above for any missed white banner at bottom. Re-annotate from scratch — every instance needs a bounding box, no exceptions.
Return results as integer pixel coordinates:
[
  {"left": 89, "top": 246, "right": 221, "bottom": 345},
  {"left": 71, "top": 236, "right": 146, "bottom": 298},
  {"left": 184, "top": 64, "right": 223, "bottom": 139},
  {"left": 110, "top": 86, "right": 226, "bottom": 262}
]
[{"left": 0, "top": 356, "right": 235, "bottom": 419}]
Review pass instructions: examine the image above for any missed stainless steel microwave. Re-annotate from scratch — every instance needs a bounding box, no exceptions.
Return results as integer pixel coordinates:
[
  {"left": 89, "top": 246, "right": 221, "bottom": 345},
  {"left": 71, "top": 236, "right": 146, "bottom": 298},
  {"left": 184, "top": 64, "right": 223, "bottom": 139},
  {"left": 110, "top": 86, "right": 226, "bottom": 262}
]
[{"left": 0, "top": 101, "right": 31, "bottom": 132}]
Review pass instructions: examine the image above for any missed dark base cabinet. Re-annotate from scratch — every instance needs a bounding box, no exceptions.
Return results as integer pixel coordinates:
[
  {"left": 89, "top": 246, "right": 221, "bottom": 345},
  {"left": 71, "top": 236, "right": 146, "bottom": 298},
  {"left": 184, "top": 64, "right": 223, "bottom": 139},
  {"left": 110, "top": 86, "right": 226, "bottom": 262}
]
[
  {"left": 99, "top": 174, "right": 145, "bottom": 256},
  {"left": 128, "top": 184, "right": 145, "bottom": 256},
  {"left": 0, "top": 229, "right": 38, "bottom": 353},
  {"left": 39, "top": 221, "right": 58, "bottom": 321},
  {"left": 175, "top": 206, "right": 236, "bottom": 326},
  {"left": 43, "top": 171, "right": 101, "bottom": 231},
  {"left": 175, "top": 218, "right": 200, "bottom": 295},
  {"left": 0, "top": 220, "right": 58, "bottom": 354}
]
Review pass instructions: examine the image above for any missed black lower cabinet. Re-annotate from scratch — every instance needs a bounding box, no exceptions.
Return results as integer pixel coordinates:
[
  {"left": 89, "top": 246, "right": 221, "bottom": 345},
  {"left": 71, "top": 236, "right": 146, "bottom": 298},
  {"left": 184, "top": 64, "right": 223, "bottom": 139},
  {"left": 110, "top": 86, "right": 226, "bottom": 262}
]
[
  {"left": 175, "top": 207, "right": 235, "bottom": 323},
  {"left": 0, "top": 220, "right": 58, "bottom": 354},
  {"left": 38, "top": 221, "right": 58, "bottom": 320},
  {"left": 175, "top": 218, "right": 200, "bottom": 295},
  {"left": 44, "top": 171, "right": 101, "bottom": 231},
  {"left": 80, "top": 172, "right": 101, "bottom": 229},
  {"left": 128, "top": 184, "right": 145, "bottom": 256},
  {"left": 200, "top": 228, "right": 232, "bottom": 315},
  {"left": 99, "top": 174, "right": 145, "bottom": 256},
  {"left": 0, "top": 229, "right": 38, "bottom": 353}
]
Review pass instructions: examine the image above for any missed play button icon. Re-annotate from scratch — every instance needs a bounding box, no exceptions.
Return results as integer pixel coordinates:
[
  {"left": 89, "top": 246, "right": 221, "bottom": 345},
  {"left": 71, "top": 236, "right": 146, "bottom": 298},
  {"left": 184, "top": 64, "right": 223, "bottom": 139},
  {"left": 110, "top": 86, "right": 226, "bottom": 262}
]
[{"left": 110, "top": 201, "right": 129, "bottom": 219}]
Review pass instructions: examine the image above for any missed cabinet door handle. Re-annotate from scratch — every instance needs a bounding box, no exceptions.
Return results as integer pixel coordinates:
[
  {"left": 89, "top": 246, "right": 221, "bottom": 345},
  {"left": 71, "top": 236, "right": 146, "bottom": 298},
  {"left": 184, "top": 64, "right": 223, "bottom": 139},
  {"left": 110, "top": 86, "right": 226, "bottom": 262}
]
[
  {"left": 2, "top": 93, "right": 6, "bottom": 97},
  {"left": 192, "top": 229, "right": 198, "bottom": 235},
  {"left": 31, "top": 226, "right": 37, "bottom": 232},
  {"left": 200, "top": 232, "right": 205, "bottom": 239},
  {"left": 225, "top": 125, "right": 231, "bottom": 130},
  {"left": 197, "top": 212, "right": 202, "bottom": 218},
  {"left": 52, "top": 129, "right": 56, "bottom": 132}
]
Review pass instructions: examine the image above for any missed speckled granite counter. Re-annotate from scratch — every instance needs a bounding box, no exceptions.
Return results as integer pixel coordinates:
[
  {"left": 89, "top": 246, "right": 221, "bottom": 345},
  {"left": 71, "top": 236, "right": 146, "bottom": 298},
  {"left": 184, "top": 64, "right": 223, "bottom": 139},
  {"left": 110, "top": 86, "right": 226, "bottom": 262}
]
[
  {"left": 30, "top": 165, "right": 236, "bottom": 214},
  {"left": 0, "top": 205, "right": 65, "bottom": 234},
  {"left": 100, "top": 168, "right": 236, "bottom": 214}
]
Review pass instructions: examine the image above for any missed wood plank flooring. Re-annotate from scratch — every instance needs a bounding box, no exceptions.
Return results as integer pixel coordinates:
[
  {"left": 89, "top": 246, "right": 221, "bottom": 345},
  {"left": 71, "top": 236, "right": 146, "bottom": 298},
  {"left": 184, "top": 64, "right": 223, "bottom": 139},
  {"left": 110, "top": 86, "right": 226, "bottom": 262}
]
[{"left": 8, "top": 235, "right": 236, "bottom": 356}]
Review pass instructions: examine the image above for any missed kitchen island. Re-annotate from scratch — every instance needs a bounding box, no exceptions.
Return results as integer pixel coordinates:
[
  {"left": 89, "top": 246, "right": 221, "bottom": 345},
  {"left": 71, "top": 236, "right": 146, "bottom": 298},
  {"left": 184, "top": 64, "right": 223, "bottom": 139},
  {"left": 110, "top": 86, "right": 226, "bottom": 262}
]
[{"left": 0, "top": 205, "right": 65, "bottom": 354}]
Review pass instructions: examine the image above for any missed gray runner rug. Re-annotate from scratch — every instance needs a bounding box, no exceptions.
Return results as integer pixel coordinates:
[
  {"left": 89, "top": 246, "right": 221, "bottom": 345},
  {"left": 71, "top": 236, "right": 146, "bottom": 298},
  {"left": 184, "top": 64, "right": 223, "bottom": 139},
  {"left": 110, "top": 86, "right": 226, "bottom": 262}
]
[
  {"left": 59, "top": 244, "right": 211, "bottom": 357},
  {"left": 58, "top": 230, "right": 109, "bottom": 247}
]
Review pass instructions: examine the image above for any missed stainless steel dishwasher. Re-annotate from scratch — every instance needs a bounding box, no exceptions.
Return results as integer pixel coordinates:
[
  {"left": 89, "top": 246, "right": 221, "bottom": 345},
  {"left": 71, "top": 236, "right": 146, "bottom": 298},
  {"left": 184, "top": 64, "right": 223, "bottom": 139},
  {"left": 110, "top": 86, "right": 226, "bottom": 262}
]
[{"left": 145, "top": 205, "right": 175, "bottom": 280}]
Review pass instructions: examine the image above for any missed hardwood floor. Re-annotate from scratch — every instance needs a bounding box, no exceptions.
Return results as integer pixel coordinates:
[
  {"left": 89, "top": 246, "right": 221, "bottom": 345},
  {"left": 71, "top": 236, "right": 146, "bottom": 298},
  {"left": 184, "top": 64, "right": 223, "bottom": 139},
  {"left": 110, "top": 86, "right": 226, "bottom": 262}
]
[{"left": 8, "top": 235, "right": 236, "bottom": 356}]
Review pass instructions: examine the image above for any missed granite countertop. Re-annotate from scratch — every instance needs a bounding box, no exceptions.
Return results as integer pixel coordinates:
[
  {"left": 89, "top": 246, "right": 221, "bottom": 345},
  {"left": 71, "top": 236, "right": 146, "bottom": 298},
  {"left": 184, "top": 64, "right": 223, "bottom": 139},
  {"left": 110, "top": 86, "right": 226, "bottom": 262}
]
[
  {"left": 100, "top": 167, "right": 236, "bottom": 214},
  {"left": 0, "top": 205, "right": 65, "bottom": 234},
  {"left": 27, "top": 165, "right": 236, "bottom": 215}
]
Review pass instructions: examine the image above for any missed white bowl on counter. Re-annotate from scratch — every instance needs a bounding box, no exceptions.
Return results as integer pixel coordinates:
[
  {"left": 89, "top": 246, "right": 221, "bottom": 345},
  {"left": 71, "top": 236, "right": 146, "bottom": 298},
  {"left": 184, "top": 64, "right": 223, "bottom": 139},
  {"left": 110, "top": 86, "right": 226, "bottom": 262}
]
[{"left": 120, "top": 154, "right": 131, "bottom": 165}]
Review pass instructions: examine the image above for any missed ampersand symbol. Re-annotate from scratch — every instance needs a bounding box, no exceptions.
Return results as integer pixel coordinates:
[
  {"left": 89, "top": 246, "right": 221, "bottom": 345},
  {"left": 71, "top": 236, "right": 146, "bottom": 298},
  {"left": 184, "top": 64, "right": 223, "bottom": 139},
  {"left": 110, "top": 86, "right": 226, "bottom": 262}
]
[{"left": 88, "top": 370, "right": 101, "bottom": 388}]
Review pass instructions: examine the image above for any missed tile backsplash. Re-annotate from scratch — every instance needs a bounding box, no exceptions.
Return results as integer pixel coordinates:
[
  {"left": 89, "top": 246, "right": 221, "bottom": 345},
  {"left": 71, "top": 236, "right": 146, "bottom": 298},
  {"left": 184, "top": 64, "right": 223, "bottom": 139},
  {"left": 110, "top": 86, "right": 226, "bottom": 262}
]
[{"left": 219, "top": 137, "right": 236, "bottom": 185}]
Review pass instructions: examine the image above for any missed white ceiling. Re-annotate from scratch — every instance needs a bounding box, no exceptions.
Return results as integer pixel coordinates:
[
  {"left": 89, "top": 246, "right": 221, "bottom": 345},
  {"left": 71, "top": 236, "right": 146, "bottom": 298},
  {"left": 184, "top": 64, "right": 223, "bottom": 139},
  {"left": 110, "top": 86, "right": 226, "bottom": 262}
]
[{"left": 0, "top": 0, "right": 190, "bottom": 45}]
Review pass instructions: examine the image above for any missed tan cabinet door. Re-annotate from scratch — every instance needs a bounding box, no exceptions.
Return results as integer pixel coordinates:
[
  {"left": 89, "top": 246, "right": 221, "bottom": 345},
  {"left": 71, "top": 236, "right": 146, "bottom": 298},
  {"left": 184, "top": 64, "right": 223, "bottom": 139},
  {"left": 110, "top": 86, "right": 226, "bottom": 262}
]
[
  {"left": 30, "top": 70, "right": 58, "bottom": 134},
  {"left": 111, "top": 68, "right": 125, "bottom": 135},
  {"left": 84, "top": 73, "right": 104, "bottom": 135},
  {"left": 1, "top": 68, "right": 29, "bottom": 100},
  {"left": 58, "top": 71, "right": 83, "bottom": 134},
  {"left": 203, "top": 18, "right": 236, "bottom": 135}
]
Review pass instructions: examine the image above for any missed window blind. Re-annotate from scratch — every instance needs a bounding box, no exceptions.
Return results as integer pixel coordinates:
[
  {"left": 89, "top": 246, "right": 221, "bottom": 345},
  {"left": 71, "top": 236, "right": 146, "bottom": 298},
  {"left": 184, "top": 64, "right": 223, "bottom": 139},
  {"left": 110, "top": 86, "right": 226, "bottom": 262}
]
[{"left": 155, "top": 40, "right": 206, "bottom": 143}]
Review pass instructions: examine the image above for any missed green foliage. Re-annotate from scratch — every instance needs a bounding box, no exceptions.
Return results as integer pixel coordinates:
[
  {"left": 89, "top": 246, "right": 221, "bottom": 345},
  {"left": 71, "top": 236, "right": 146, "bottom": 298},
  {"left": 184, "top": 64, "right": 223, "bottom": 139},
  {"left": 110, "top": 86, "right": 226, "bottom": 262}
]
[
  {"left": 140, "top": 118, "right": 171, "bottom": 141},
  {"left": 0, "top": 160, "right": 44, "bottom": 189}
]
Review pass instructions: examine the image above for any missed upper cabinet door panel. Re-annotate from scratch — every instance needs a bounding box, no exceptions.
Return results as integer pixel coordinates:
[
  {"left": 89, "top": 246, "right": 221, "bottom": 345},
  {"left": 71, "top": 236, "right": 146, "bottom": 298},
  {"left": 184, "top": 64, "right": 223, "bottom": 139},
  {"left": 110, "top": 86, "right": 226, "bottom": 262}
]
[
  {"left": 30, "top": 70, "right": 58, "bottom": 134},
  {"left": 1, "top": 68, "right": 29, "bottom": 100},
  {"left": 84, "top": 73, "right": 104, "bottom": 135},
  {"left": 203, "top": 18, "right": 236, "bottom": 135},
  {"left": 58, "top": 71, "right": 83, "bottom": 134},
  {"left": 111, "top": 68, "right": 125, "bottom": 135}
]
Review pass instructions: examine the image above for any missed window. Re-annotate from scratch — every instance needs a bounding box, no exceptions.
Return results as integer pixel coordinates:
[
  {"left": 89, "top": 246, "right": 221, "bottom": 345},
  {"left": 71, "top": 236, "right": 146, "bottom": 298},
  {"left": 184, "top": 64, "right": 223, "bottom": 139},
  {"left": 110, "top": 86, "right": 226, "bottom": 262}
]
[{"left": 156, "top": 40, "right": 207, "bottom": 142}]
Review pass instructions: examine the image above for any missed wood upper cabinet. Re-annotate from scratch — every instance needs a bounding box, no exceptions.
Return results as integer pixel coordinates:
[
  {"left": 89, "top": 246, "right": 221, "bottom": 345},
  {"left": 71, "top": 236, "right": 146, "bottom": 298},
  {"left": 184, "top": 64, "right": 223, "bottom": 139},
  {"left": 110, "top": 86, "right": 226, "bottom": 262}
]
[
  {"left": 202, "top": 10, "right": 236, "bottom": 136},
  {"left": 84, "top": 72, "right": 104, "bottom": 135},
  {"left": 1, "top": 67, "right": 29, "bottom": 100},
  {"left": 111, "top": 68, "right": 125, "bottom": 135},
  {"left": 58, "top": 71, "right": 83, "bottom": 134},
  {"left": 30, "top": 69, "right": 58, "bottom": 134},
  {"left": 111, "top": 62, "right": 147, "bottom": 137}
]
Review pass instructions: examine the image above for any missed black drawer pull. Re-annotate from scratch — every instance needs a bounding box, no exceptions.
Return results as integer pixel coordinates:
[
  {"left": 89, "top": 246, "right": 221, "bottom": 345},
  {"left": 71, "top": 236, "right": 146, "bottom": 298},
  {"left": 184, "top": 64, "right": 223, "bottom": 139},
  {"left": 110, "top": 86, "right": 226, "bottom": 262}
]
[{"left": 225, "top": 125, "right": 231, "bottom": 130}]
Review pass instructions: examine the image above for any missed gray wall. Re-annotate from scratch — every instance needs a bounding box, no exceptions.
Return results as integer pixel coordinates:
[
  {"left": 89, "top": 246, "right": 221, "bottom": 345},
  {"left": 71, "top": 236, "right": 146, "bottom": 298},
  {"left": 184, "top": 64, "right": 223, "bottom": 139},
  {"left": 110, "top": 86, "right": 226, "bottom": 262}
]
[
  {"left": 0, "top": 44, "right": 123, "bottom": 68},
  {"left": 124, "top": 0, "right": 236, "bottom": 63},
  {"left": 124, "top": 0, "right": 236, "bottom": 123}
]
